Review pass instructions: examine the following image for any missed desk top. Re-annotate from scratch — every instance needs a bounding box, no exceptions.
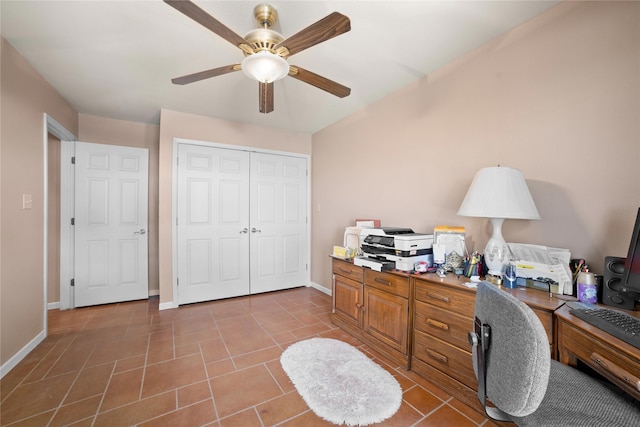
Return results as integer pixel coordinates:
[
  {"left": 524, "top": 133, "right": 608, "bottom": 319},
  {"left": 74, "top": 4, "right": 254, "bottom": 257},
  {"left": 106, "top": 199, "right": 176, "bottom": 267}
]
[{"left": 555, "top": 304, "right": 640, "bottom": 400}]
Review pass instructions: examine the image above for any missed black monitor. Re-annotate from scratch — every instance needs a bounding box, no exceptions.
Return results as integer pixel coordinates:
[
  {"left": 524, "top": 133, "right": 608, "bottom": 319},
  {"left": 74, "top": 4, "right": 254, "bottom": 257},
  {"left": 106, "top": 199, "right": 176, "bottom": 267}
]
[{"left": 621, "top": 207, "right": 640, "bottom": 299}]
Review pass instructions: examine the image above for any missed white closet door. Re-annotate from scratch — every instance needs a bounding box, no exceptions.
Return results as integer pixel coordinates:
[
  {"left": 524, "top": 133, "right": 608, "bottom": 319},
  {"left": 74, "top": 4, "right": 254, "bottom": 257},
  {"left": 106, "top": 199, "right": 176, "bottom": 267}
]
[
  {"left": 177, "top": 144, "right": 250, "bottom": 304},
  {"left": 74, "top": 142, "right": 149, "bottom": 307},
  {"left": 249, "top": 153, "right": 308, "bottom": 294}
]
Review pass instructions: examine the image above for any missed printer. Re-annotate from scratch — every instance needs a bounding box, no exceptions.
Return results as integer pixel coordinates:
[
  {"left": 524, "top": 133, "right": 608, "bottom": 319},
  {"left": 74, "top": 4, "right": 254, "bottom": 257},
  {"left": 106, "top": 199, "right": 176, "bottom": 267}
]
[{"left": 354, "top": 227, "right": 434, "bottom": 272}]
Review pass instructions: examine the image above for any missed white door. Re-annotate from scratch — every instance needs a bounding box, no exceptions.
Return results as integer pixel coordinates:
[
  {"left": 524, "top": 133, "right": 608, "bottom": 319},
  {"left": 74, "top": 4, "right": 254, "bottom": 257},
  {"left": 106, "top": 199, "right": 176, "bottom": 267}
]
[
  {"left": 176, "top": 144, "right": 251, "bottom": 304},
  {"left": 250, "top": 153, "right": 308, "bottom": 294},
  {"left": 74, "top": 142, "right": 149, "bottom": 307}
]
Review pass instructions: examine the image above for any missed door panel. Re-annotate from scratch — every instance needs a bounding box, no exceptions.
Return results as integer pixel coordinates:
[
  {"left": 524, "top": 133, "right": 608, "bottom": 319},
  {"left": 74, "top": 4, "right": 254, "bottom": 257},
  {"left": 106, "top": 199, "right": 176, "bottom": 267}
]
[
  {"left": 74, "top": 142, "right": 148, "bottom": 307},
  {"left": 177, "top": 144, "right": 250, "bottom": 304},
  {"left": 250, "top": 153, "right": 308, "bottom": 294}
]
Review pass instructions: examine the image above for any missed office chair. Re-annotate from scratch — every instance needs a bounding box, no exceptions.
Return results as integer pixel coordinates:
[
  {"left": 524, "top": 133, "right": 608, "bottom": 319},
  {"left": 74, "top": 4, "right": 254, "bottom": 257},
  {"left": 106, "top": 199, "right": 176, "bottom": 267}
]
[{"left": 468, "top": 281, "right": 640, "bottom": 426}]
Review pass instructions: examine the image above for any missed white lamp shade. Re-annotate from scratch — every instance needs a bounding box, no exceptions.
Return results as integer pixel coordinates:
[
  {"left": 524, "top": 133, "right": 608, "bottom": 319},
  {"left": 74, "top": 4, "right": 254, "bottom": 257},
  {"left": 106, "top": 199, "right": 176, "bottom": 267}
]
[
  {"left": 241, "top": 51, "right": 289, "bottom": 83},
  {"left": 457, "top": 166, "right": 540, "bottom": 220}
]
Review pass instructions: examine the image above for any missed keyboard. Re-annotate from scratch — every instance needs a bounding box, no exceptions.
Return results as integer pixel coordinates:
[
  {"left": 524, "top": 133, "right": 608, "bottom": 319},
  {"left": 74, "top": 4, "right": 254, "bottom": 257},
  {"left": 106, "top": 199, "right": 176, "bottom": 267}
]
[{"left": 569, "top": 307, "right": 640, "bottom": 349}]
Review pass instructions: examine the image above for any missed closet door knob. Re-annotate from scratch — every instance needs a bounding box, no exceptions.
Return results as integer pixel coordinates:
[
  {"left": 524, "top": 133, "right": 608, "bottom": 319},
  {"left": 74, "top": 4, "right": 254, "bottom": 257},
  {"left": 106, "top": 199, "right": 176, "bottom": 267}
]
[
  {"left": 251, "top": 227, "right": 261, "bottom": 233},
  {"left": 239, "top": 228, "right": 248, "bottom": 234}
]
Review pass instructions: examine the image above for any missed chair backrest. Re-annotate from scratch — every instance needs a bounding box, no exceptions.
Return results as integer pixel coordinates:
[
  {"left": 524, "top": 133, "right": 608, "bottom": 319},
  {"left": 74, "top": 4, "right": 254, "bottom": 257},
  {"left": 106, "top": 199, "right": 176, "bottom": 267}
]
[{"left": 473, "top": 281, "right": 551, "bottom": 417}]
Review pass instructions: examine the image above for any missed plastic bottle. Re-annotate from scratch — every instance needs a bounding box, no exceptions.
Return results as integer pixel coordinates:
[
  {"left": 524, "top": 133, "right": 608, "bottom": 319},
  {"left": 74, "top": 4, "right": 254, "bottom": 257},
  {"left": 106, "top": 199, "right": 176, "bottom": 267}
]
[{"left": 577, "top": 270, "right": 598, "bottom": 304}]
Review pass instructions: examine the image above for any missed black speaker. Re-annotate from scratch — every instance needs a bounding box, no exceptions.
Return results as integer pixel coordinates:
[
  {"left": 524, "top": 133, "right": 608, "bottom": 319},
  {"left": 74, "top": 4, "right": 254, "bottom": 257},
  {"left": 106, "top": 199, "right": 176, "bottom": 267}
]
[{"left": 602, "top": 256, "right": 635, "bottom": 309}]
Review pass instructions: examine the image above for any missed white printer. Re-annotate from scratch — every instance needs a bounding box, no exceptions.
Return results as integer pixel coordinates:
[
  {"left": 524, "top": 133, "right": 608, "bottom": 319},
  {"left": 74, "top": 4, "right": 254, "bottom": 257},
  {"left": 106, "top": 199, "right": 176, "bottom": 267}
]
[{"left": 354, "top": 227, "right": 434, "bottom": 272}]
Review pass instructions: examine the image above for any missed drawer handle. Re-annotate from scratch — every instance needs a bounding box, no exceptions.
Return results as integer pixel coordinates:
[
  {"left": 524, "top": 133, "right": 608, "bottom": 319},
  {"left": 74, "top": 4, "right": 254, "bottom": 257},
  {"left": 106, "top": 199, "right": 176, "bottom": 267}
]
[
  {"left": 339, "top": 268, "right": 352, "bottom": 274},
  {"left": 591, "top": 352, "right": 640, "bottom": 391},
  {"left": 426, "top": 318, "right": 450, "bottom": 331},
  {"left": 426, "top": 349, "right": 448, "bottom": 364},
  {"left": 426, "top": 292, "right": 450, "bottom": 303},
  {"left": 374, "top": 277, "right": 392, "bottom": 286}
]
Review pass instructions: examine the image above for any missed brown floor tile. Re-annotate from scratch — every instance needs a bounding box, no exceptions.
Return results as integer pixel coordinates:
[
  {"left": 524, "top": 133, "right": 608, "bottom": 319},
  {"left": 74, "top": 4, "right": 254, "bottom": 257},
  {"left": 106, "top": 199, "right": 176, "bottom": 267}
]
[
  {"left": 177, "top": 381, "right": 212, "bottom": 408},
  {"left": 50, "top": 395, "right": 102, "bottom": 427},
  {"left": 141, "top": 353, "right": 207, "bottom": 398},
  {"left": 218, "top": 408, "right": 263, "bottom": 427},
  {"left": 414, "top": 404, "right": 478, "bottom": 426},
  {"left": 93, "top": 390, "right": 176, "bottom": 427},
  {"left": 403, "top": 384, "right": 446, "bottom": 416},
  {"left": 256, "top": 391, "right": 308, "bottom": 426},
  {"left": 0, "top": 371, "right": 76, "bottom": 425},
  {"left": 64, "top": 362, "right": 114, "bottom": 404},
  {"left": 209, "top": 365, "right": 282, "bottom": 418},
  {"left": 137, "top": 399, "right": 217, "bottom": 427},
  {"left": 100, "top": 367, "right": 144, "bottom": 411}
]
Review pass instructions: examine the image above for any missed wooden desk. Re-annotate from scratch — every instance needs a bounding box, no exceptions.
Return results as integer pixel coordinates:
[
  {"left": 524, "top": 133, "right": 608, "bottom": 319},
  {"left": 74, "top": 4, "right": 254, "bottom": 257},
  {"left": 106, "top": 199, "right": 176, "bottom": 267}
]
[{"left": 556, "top": 305, "right": 640, "bottom": 401}]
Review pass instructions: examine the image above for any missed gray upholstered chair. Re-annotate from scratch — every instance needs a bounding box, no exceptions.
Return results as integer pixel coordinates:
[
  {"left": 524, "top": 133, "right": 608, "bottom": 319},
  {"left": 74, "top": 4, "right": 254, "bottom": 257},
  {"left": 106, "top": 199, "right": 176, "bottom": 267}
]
[{"left": 468, "top": 281, "right": 640, "bottom": 426}]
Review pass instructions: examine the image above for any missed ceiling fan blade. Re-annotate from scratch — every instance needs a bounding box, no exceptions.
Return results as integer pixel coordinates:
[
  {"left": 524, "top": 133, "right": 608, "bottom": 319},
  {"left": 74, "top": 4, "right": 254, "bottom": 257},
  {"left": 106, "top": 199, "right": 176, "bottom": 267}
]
[
  {"left": 171, "top": 65, "right": 240, "bottom": 85},
  {"left": 289, "top": 66, "right": 351, "bottom": 98},
  {"left": 259, "top": 82, "right": 274, "bottom": 114},
  {"left": 275, "top": 12, "right": 350, "bottom": 57},
  {"left": 164, "top": 0, "right": 250, "bottom": 50}
]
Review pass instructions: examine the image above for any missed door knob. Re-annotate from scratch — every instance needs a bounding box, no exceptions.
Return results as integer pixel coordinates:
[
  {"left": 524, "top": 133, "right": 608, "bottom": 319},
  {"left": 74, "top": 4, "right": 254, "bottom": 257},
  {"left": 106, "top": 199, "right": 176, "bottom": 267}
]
[
  {"left": 239, "top": 228, "right": 248, "bottom": 234},
  {"left": 134, "top": 229, "right": 146, "bottom": 235},
  {"left": 251, "top": 227, "right": 261, "bottom": 233}
]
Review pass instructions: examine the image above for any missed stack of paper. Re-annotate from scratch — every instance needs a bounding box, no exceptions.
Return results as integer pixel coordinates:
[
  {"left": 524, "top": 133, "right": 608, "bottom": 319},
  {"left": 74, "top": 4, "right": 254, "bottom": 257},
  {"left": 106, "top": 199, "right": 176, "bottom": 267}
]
[{"left": 508, "top": 243, "right": 573, "bottom": 295}]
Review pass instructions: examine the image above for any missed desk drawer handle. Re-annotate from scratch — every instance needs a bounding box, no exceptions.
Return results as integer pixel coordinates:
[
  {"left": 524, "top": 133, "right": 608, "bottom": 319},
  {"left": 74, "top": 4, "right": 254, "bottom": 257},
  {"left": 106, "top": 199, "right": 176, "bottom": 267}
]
[
  {"left": 426, "top": 349, "right": 448, "bottom": 364},
  {"left": 374, "top": 278, "right": 392, "bottom": 286},
  {"left": 339, "top": 268, "right": 352, "bottom": 274},
  {"left": 427, "top": 292, "right": 450, "bottom": 303},
  {"left": 426, "top": 318, "right": 450, "bottom": 331},
  {"left": 590, "top": 352, "right": 640, "bottom": 391}
]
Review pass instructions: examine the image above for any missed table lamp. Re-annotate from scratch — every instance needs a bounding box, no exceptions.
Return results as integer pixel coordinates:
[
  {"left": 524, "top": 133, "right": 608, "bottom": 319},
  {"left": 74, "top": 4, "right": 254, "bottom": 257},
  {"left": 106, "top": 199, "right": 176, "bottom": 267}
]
[{"left": 457, "top": 166, "right": 540, "bottom": 277}]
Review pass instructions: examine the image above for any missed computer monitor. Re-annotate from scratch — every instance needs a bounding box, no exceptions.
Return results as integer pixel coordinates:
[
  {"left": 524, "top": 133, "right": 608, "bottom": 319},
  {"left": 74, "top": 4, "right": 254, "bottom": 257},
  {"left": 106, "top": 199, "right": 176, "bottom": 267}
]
[{"left": 621, "top": 207, "right": 640, "bottom": 300}]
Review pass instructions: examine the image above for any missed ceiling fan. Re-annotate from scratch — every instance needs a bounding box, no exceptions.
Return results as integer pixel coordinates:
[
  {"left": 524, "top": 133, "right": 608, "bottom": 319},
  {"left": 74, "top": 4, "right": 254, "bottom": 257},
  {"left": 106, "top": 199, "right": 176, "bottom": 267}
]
[{"left": 164, "top": 1, "right": 351, "bottom": 113}]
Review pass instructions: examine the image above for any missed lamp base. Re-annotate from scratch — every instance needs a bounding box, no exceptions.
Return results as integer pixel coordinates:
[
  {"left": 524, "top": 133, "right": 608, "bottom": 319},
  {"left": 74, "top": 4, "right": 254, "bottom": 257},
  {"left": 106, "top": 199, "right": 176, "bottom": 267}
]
[
  {"left": 485, "top": 274, "right": 503, "bottom": 286},
  {"left": 484, "top": 218, "right": 510, "bottom": 277}
]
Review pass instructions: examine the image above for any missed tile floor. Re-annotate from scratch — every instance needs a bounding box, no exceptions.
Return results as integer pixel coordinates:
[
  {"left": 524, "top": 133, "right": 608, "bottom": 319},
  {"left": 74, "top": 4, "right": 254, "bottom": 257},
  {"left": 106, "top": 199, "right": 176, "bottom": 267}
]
[{"left": 0, "top": 287, "right": 500, "bottom": 426}]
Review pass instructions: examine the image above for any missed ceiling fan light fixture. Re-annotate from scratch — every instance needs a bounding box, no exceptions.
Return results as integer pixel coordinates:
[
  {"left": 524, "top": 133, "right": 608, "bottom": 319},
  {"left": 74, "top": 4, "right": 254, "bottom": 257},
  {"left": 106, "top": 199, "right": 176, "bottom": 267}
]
[{"left": 241, "top": 51, "right": 289, "bottom": 83}]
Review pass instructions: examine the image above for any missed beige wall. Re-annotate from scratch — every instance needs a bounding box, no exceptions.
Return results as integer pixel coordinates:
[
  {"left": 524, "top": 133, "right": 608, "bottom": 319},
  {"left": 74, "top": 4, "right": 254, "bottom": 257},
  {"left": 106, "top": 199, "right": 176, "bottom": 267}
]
[
  {"left": 78, "top": 114, "right": 161, "bottom": 295},
  {"left": 157, "top": 109, "right": 312, "bottom": 305},
  {"left": 311, "top": 1, "right": 640, "bottom": 290},
  {"left": 1, "top": 37, "right": 78, "bottom": 367}
]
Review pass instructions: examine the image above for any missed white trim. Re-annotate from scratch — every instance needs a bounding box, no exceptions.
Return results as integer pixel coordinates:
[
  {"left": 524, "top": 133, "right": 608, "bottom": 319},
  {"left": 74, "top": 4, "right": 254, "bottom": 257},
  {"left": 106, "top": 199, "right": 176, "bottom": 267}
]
[
  {"left": 59, "top": 140, "right": 75, "bottom": 310},
  {"left": 42, "top": 115, "right": 76, "bottom": 351},
  {"left": 0, "top": 331, "right": 46, "bottom": 379},
  {"left": 47, "top": 114, "right": 76, "bottom": 141},
  {"left": 148, "top": 289, "right": 159, "bottom": 297},
  {"left": 48, "top": 302, "right": 60, "bottom": 310},
  {"left": 307, "top": 282, "right": 331, "bottom": 296},
  {"left": 159, "top": 301, "right": 174, "bottom": 311}
]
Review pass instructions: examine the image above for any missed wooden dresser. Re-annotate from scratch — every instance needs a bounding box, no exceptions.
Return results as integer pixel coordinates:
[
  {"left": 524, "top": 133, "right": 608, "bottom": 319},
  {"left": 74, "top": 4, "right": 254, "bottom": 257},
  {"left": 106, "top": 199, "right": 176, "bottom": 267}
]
[
  {"left": 410, "top": 273, "right": 568, "bottom": 412},
  {"left": 330, "top": 258, "right": 572, "bottom": 412},
  {"left": 331, "top": 257, "right": 411, "bottom": 368}
]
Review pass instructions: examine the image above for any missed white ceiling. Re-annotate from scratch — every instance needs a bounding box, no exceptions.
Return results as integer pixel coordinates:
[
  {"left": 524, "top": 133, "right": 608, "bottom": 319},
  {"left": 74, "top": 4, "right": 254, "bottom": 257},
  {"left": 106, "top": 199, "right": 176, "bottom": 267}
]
[{"left": 1, "top": 1, "right": 560, "bottom": 134}]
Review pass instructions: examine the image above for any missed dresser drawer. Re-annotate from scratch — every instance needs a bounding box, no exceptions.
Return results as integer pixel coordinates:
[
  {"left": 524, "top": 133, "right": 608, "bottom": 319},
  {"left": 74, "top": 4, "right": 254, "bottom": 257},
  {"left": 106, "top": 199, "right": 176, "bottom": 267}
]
[
  {"left": 364, "top": 269, "right": 409, "bottom": 298},
  {"left": 332, "top": 258, "right": 363, "bottom": 282},
  {"left": 413, "top": 329, "right": 476, "bottom": 390},
  {"left": 414, "top": 300, "right": 473, "bottom": 351},
  {"left": 414, "top": 279, "right": 475, "bottom": 317}
]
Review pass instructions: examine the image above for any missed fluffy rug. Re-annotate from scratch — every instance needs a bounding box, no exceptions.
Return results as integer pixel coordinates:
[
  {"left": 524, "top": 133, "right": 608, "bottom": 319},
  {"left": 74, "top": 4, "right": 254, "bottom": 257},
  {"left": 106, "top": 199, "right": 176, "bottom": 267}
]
[{"left": 280, "top": 337, "right": 402, "bottom": 426}]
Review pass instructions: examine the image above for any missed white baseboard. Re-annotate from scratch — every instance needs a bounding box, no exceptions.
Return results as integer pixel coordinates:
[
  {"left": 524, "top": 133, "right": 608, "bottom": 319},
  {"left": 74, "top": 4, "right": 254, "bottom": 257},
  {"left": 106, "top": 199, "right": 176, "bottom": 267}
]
[
  {"left": 307, "top": 281, "right": 331, "bottom": 296},
  {"left": 148, "top": 289, "right": 159, "bottom": 297},
  {"left": 47, "top": 301, "right": 60, "bottom": 310},
  {"left": 159, "top": 301, "right": 175, "bottom": 311},
  {"left": 0, "top": 330, "right": 46, "bottom": 379}
]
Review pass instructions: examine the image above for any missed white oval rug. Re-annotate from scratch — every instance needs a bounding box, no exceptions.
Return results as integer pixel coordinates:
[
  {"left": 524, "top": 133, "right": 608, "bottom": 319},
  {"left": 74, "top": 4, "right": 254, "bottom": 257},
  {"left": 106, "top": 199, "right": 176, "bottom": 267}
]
[{"left": 280, "top": 337, "right": 402, "bottom": 426}]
